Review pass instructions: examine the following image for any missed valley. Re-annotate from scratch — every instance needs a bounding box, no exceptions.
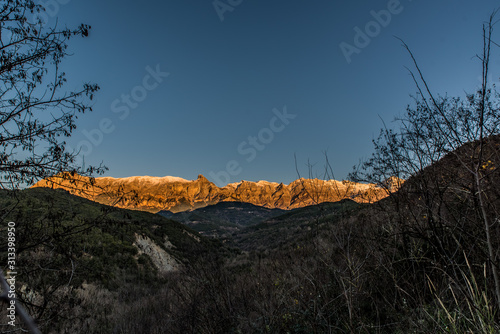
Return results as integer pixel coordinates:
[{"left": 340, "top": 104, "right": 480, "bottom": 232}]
[{"left": 3, "top": 135, "right": 500, "bottom": 333}]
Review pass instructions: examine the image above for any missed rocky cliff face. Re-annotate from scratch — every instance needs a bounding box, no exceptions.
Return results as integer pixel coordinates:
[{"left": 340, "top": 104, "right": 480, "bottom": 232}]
[
  {"left": 133, "top": 233, "right": 179, "bottom": 274},
  {"left": 31, "top": 173, "right": 397, "bottom": 213}
]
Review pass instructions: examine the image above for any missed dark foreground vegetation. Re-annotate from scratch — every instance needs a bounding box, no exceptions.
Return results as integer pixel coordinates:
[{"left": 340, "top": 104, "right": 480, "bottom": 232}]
[
  {"left": 0, "top": 0, "right": 499, "bottom": 332},
  {"left": 2, "top": 130, "right": 500, "bottom": 333},
  {"left": 0, "top": 187, "right": 225, "bottom": 333},
  {"left": 1, "top": 137, "right": 500, "bottom": 333}
]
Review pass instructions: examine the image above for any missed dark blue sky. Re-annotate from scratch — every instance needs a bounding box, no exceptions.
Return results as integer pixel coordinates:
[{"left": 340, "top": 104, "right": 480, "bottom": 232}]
[{"left": 49, "top": 0, "right": 499, "bottom": 186}]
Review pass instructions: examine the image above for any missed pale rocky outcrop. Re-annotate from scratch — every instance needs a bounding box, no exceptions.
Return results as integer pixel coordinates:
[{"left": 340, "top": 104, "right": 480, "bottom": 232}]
[{"left": 133, "top": 234, "right": 179, "bottom": 274}]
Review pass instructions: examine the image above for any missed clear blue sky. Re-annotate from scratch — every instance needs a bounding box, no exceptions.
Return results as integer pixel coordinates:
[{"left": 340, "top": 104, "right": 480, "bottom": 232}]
[{"left": 48, "top": 0, "right": 499, "bottom": 186}]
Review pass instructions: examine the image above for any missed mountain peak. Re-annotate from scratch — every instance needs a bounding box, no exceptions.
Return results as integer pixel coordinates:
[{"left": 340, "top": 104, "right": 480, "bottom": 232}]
[{"left": 197, "top": 174, "right": 209, "bottom": 182}]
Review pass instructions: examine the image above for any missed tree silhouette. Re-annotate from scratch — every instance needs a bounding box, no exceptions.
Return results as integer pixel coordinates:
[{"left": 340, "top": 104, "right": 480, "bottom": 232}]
[
  {"left": 350, "top": 12, "right": 500, "bottom": 312},
  {"left": 0, "top": 0, "right": 105, "bottom": 190},
  {"left": 0, "top": 1, "right": 104, "bottom": 332}
]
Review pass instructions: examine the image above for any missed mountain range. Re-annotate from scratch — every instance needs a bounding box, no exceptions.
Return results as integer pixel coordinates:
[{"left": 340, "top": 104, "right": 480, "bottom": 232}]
[
  {"left": 11, "top": 135, "right": 500, "bottom": 333},
  {"left": 31, "top": 174, "right": 400, "bottom": 213}
]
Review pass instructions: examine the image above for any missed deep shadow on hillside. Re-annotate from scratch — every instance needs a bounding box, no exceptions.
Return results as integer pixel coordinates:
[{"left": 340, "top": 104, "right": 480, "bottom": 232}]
[
  {"left": 1, "top": 135, "right": 500, "bottom": 333},
  {"left": 0, "top": 187, "right": 227, "bottom": 333},
  {"left": 158, "top": 199, "right": 363, "bottom": 252},
  {"left": 230, "top": 199, "right": 363, "bottom": 251},
  {"left": 109, "top": 135, "right": 500, "bottom": 333},
  {"left": 158, "top": 201, "right": 287, "bottom": 238}
]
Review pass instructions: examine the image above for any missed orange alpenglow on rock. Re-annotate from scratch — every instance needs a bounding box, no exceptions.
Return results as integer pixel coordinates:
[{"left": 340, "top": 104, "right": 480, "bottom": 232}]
[{"left": 32, "top": 173, "right": 402, "bottom": 213}]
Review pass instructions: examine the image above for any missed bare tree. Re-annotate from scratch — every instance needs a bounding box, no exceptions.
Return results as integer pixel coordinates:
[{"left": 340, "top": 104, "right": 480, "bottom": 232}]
[
  {"left": 350, "top": 12, "right": 500, "bottom": 311},
  {"left": 0, "top": 1, "right": 105, "bottom": 332},
  {"left": 0, "top": 0, "right": 106, "bottom": 190}
]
